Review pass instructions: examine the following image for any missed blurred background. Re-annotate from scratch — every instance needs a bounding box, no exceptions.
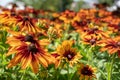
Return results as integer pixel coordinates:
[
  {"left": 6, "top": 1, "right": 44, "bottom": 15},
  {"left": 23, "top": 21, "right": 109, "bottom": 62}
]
[{"left": 0, "top": 0, "right": 119, "bottom": 12}]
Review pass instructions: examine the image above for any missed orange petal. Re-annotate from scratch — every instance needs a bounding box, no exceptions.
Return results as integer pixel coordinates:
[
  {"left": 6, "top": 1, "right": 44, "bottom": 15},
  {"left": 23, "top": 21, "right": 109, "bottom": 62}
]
[
  {"left": 108, "top": 48, "right": 118, "bottom": 54},
  {"left": 39, "top": 39, "right": 50, "bottom": 46},
  {"left": 6, "top": 46, "right": 18, "bottom": 56},
  {"left": 41, "top": 53, "right": 55, "bottom": 64},
  {"left": 30, "top": 55, "right": 39, "bottom": 73},
  {"left": 7, "top": 53, "right": 22, "bottom": 68},
  {"left": 36, "top": 53, "right": 48, "bottom": 67},
  {"left": 7, "top": 40, "right": 22, "bottom": 46},
  {"left": 21, "top": 53, "right": 32, "bottom": 69}
]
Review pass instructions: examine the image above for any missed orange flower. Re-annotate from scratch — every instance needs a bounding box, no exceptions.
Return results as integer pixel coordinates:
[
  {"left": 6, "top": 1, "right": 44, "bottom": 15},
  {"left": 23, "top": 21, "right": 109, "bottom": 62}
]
[
  {"left": 53, "top": 40, "right": 82, "bottom": 68},
  {"left": 15, "top": 15, "right": 41, "bottom": 33},
  {"left": 47, "top": 23, "right": 63, "bottom": 39},
  {"left": 98, "top": 37, "right": 120, "bottom": 57},
  {"left": 81, "top": 35, "right": 100, "bottom": 47},
  {"left": 0, "top": 11, "right": 17, "bottom": 26},
  {"left": 72, "top": 20, "right": 88, "bottom": 33},
  {"left": 78, "top": 64, "right": 96, "bottom": 80},
  {"left": 59, "top": 10, "right": 76, "bottom": 23},
  {"left": 81, "top": 26, "right": 109, "bottom": 39},
  {"left": 6, "top": 31, "right": 54, "bottom": 73},
  {"left": 6, "top": 30, "right": 49, "bottom": 46},
  {"left": 108, "top": 23, "right": 120, "bottom": 35},
  {"left": 7, "top": 42, "right": 54, "bottom": 73}
]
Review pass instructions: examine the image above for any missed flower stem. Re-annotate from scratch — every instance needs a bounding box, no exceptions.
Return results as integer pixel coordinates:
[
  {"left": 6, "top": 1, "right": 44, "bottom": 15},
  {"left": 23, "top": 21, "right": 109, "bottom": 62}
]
[
  {"left": 107, "top": 54, "right": 115, "bottom": 80},
  {"left": 67, "top": 63, "right": 70, "bottom": 80},
  {"left": 87, "top": 47, "right": 93, "bottom": 64},
  {"left": 20, "top": 70, "right": 26, "bottom": 80}
]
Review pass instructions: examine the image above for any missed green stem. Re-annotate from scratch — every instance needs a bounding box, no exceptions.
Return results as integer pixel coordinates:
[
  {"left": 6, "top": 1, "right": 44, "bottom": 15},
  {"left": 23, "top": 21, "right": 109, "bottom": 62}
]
[
  {"left": 20, "top": 70, "right": 26, "bottom": 80},
  {"left": 54, "top": 68, "right": 59, "bottom": 80},
  {"left": 108, "top": 54, "right": 115, "bottom": 80},
  {"left": 87, "top": 47, "right": 93, "bottom": 64},
  {"left": 67, "top": 63, "right": 70, "bottom": 80},
  {"left": 94, "top": 63, "right": 107, "bottom": 79},
  {"left": 99, "top": 68, "right": 107, "bottom": 79}
]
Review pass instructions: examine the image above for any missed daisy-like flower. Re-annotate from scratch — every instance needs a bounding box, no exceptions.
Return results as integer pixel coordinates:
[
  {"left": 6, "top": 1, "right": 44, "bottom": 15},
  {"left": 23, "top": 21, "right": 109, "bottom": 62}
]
[
  {"left": 59, "top": 10, "right": 76, "bottom": 23},
  {"left": 82, "top": 25, "right": 109, "bottom": 39},
  {"left": 81, "top": 35, "right": 100, "bottom": 47},
  {"left": 98, "top": 37, "right": 120, "bottom": 57},
  {"left": 6, "top": 30, "right": 49, "bottom": 47},
  {"left": 72, "top": 20, "right": 88, "bottom": 33},
  {"left": 6, "top": 31, "right": 54, "bottom": 73},
  {"left": 53, "top": 40, "right": 82, "bottom": 68},
  {"left": 108, "top": 23, "right": 120, "bottom": 35},
  {"left": 0, "top": 11, "right": 17, "bottom": 26},
  {"left": 15, "top": 15, "right": 42, "bottom": 33},
  {"left": 52, "top": 12, "right": 60, "bottom": 18},
  {"left": 47, "top": 22, "right": 63, "bottom": 40},
  {"left": 77, "top": 64, "right": 96, "bottom": 80},
  {"left": 7, "top": 42, "right": 54, "bottom": 73}
]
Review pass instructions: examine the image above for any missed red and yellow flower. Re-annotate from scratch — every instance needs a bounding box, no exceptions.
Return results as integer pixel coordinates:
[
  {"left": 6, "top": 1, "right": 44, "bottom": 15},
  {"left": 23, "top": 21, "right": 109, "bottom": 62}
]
[
  {"left": 81, "top": 35, "right": 100, "bottom": 47},
  {"left": 77, "top": 64, "right": 96, "bottom": 80},
  {"left": 98, "top": 36, "right": 120, "bottom": 57},
  {"left": 6, "top": 31, "right": 55, "bottom": 73},
  {"left": 15, "top": 15, "right": 42, "bottom": 33},
  {"left": 52, "top": 40, "right": 82, "bottom": 68}
]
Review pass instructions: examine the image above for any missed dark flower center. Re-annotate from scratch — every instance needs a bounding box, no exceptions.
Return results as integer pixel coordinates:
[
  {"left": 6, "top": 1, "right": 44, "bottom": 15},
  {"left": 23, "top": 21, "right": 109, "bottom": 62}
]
[
  {"left": 81, "top": 66, "right": 93, "bottom": 76},
  {"left": 64, "top": 51, "right": 75, "bottom": 61},
  {"left": 77, "top": 21, "right": 87, "bottom": 26},
  {"left": 28, "top": 44, "right": 38, "bottom": 53},
  {"left": 90, "top": 39, "right": 96, "bottom": 45},
  {"left": 23, "top": 16, "right": 29, "bottom": 21},
  {"left": 88, "top": 28, "right": 98, "bottom": 34},
  {"left": 25, "top": 34, "right": 34, "bottom": 42}
]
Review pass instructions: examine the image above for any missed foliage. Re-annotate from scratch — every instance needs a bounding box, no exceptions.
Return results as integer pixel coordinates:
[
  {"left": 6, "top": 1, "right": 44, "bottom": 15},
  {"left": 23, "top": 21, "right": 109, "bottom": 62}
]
[{"left": 15, "top": 0, "right": 73, "bottom": 12}]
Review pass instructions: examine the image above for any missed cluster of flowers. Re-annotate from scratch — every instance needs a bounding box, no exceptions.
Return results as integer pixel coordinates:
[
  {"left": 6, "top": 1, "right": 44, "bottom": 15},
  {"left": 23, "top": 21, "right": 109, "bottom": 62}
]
[{"left": 0, "top": 3, "right": 120, "bottom": 80}]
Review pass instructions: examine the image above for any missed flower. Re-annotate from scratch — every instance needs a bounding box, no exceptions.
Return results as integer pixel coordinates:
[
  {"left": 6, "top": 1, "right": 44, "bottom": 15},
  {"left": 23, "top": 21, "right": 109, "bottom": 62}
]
[
  {"left": 59, "top": 10, "right": 76, "bottom": 23},
  {"left": 81, "top": 35, "right": 100, "bottom": 47},
  {"left": 82, "top": 26, "right": 109, "bottom": 39},
  {"left": 98, "top": 37, "right": 120, "bottom": 57},
  {"left": 7, "top": 42, "right": 54, "bottom": 73},
  {"left": 6, "top": 30, "right": 49, "bottom": 46},
  {"left": 78, "top": 64, "right": 96, "bottom": 80},
  {"left": 108, "top": 23, "right": 120, "bottom": 35},
  {"left": 6, "top": 31, "right": 54, "bottom": 73},
  {"left": 0, "top": 11, "right": 17, "bottom": 26},
  {"left": 72, "top": 20, "right": 88, "bottom": 34},
  {"left": 53, "top": 40, "right": 82, "bottom": 67},
  {"left": 15, "top": 15, "right": 41, "bottom": 33}
]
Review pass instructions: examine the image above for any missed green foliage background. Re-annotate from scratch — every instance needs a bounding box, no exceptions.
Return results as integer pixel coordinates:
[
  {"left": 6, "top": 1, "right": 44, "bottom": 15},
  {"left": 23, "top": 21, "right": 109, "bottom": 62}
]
[{"left": 15, "top": 0, "right": 116, "bottom": 12}]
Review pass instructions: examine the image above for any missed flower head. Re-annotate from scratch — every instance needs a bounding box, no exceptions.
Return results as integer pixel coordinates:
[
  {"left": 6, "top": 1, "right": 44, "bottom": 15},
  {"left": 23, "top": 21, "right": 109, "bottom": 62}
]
[
  {"left": 6, "top": 31, "right": 54, "bottom": 73},
  {"left": 0, "top": 11, "right": 17, "bottom": 26},
  {"left": 98, "top": 36, "right": 120, "bottom": 57},
  {"left": 15, "top": 15, "right": 41, "bottom": 34},
  {"left": 54, "top": 40, "right": 82, "bottom": 67},
  {"left": 81, "top": 35, "right": 100, "bottom": 47},
  {"left": 7, "top": 42, "right": 54, "bottom": 73},
  {"left": 78, "top": 64, "right": 96, "bottom": 80},
  {"left": 59, "top": 10, "right": 76, "bottom": 23},
  {"left": 81, "top": 23, "right": 109, "bottom": 39}
]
